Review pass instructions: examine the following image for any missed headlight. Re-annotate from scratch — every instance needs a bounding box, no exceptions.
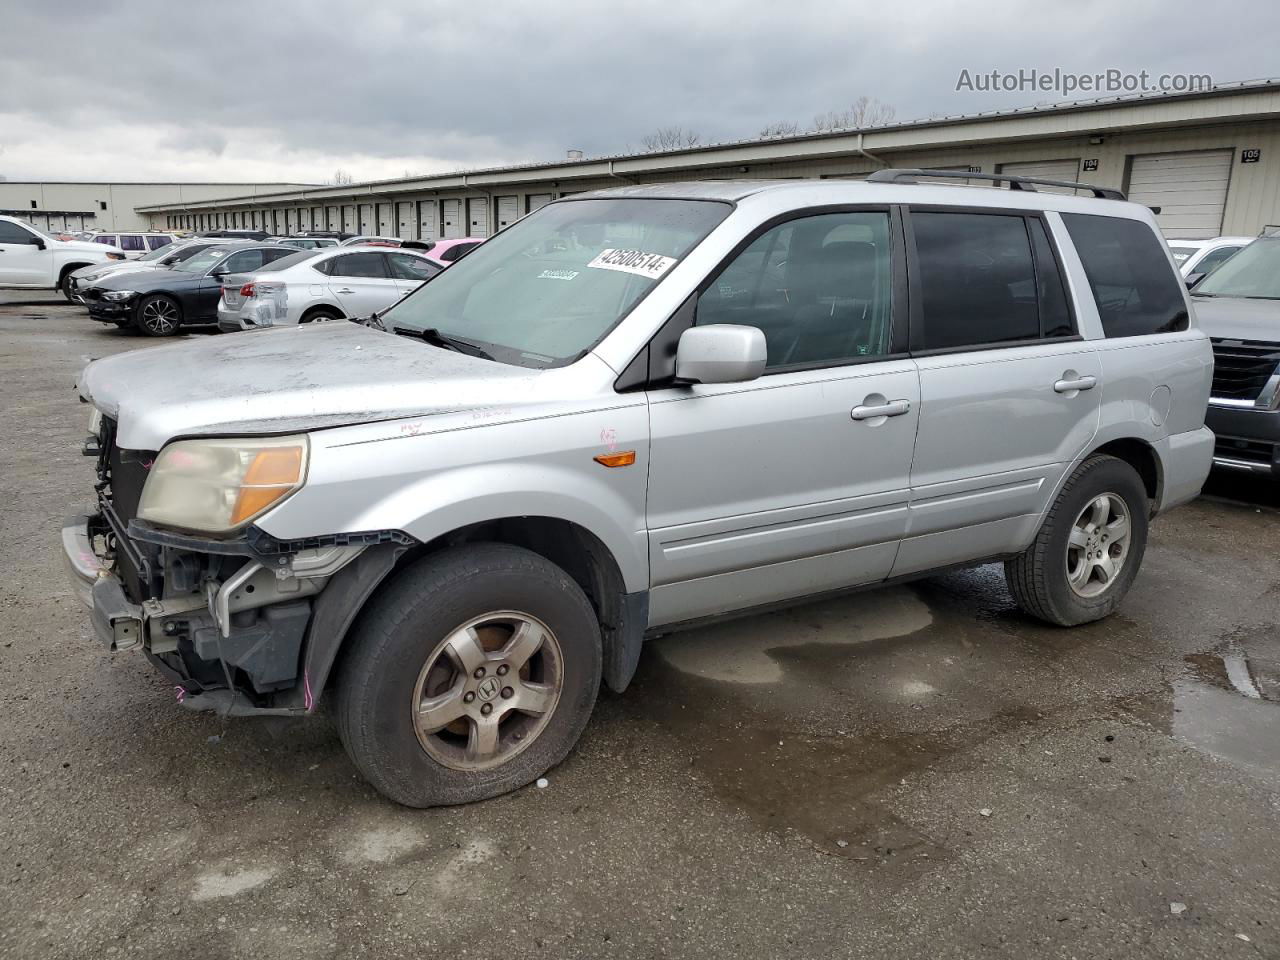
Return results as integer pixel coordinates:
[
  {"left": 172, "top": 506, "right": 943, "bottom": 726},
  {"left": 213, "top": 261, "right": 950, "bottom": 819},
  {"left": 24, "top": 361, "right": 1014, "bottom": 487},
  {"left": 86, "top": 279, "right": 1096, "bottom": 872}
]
[
  {"left": 81, "top": 272, "right": 104, "bottom": 282},
  {"left": 102, "top": 290, "right": 137, "bottom": 302},
  {"left": 138, "top": 436, "right": 309, "bottom": 535},
  {"left": 106, "top": 252, "right": 126, "bottom": 261}
]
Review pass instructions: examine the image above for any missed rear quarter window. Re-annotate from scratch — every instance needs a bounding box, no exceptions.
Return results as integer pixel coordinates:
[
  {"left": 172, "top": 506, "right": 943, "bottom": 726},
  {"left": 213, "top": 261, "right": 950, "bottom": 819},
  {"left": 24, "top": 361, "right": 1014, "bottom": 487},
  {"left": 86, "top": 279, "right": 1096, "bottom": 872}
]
[{"left": 1061, "top": 214, "right": 1188, "bottom": 337}]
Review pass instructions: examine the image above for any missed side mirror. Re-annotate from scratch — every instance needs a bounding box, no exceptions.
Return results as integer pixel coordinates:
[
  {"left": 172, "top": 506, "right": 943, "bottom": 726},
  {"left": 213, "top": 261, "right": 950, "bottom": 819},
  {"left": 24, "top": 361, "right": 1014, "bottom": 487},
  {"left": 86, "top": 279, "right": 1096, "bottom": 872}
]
[
  {"left": 1185, "top": 272, "right": 1205, "bottom": 290},
  {"left": 33, "top": 238, "right": 46, "bottom": 250},
  {"left": 675, "top": 324, "right": 767, "bottom": 384}
]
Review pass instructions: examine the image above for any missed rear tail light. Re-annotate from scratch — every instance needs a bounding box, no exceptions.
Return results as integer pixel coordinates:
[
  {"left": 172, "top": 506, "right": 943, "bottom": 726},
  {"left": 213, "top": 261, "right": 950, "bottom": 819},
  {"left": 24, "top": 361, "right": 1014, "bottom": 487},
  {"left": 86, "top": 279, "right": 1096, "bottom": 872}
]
[{"left": 239, "top": 283, "right": 256, "bottom": 298}]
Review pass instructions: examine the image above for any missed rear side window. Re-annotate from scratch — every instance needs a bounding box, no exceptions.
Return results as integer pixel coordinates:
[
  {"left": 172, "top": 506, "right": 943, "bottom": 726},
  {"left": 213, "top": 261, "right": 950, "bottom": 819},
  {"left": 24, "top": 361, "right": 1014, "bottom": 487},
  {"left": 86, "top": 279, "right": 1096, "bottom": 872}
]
[
  {"left": 1061, "top": 214, "right": 1188, "bottom": 337},
  {"left": 147, "top": 235, "right": 173, "bottom": 250},
  {"left": 95, "top": 235, "right": 118, "bottom": 246},
  {"left": 119, "top": 235, "right": 145, "bottom": 252},
  {"left": 330, "top": 252, "right": 389, "bottom": 278},
  {"left": 910, "top": 212, "right": 1040, "bottom": 350}
]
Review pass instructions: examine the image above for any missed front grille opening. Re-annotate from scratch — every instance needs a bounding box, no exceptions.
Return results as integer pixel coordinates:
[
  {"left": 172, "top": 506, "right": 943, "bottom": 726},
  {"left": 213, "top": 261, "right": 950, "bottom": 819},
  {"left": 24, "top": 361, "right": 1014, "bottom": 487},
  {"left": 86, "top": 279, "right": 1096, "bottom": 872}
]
[
  {"left": 1210, "top": 339, "right": 1280, "bottom": 402},
  {"left": 1214, "top": 435, "right": 1276, "bottom": 466}
]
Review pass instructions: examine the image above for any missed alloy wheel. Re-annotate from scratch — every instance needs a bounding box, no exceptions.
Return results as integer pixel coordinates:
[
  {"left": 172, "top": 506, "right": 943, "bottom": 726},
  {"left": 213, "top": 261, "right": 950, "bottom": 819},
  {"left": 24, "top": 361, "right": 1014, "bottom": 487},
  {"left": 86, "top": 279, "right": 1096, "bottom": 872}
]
[
  {"left": 1065, "top": 492, "right": 1131, "bottom": 598},
  {"left": 411, "top": 611, "right": 563, "bottom": 771},
  {"left": 140, "top": 298, "right": 178, "bottom": 335}
]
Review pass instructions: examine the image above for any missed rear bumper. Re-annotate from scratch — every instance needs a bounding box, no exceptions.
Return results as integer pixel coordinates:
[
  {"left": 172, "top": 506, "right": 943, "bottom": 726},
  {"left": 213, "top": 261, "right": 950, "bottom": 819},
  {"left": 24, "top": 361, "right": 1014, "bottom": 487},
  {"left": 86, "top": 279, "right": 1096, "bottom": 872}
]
[
  {"left": 216, "top": 302, "right": 248, "bottom": 332},
  {"left": 1155, "top": 426, "right": 1215, "bottom": 512},
  {"left": 1206, "top": 403, "right": 1280, "bottom": 479}
]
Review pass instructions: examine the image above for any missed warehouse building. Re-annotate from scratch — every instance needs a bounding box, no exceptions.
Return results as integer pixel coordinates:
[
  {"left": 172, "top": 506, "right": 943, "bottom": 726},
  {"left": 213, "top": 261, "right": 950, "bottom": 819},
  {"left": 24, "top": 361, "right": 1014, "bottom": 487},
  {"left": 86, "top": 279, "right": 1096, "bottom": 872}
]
[
  {"left": 136, "top": 79, "right": 1280, "bottom": 241},
  {"left": 0, "top": 180, "right": 316, "bottom": 233}
]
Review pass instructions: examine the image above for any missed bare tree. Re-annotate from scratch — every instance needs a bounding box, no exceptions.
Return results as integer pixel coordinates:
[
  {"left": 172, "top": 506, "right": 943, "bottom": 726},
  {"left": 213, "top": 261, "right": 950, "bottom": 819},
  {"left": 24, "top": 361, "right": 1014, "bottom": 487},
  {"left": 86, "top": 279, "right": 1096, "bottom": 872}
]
[
  {"left": 331, "top": 168, "right": 354, "bottom": 185},
  {"left": 811, "top": 96, "right": 897, "bottom": 132},
  {"left": 758, "top": 120, "right": 801, "bottom": 138},
  {"left": 640, "top": 126, "right": 702, "bottom": 153}
]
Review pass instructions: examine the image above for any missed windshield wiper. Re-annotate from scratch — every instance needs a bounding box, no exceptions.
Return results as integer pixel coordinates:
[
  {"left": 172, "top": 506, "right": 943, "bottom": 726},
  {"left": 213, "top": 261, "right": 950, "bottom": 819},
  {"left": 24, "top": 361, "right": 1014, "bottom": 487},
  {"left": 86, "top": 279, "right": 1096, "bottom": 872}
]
[{"left": 393, "top": 326, "right": 495, "bottom": 360}]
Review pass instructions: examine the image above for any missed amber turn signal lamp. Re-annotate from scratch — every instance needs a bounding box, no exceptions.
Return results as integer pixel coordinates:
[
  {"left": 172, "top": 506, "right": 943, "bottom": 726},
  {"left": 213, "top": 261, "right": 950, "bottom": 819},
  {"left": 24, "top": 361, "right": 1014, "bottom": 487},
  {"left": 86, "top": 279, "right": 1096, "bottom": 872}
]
[{"left": 593, "top": 450, "right": 636, "bottom": 468}]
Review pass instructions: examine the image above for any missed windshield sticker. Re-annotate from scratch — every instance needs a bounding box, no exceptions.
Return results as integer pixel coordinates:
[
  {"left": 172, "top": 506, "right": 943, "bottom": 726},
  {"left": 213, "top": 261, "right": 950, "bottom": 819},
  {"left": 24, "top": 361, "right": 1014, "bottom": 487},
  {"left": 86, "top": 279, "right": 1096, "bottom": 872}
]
[
  {"left": 586, "top": 248, "right": 677, "bottom": 279},
  {"left": 537, "top": 269, "right": 579, "bottom": 281}
]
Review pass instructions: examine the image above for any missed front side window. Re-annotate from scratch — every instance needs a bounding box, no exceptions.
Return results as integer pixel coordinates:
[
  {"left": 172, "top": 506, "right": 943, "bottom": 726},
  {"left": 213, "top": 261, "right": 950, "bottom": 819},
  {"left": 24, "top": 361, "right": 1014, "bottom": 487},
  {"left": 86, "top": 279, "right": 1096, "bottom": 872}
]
[
  {"left": 388, "top": 252, "right": 440, "bottom": 281},
  {"left": 911, "top": 212, "right": 1040, "bottom": 350},
  {"left": 330, "top": 252, "right": 389, "bottom": 278},
  {"left": 221, "top": 250, "right": 269, "bottom": 274},
  {"left": 119, "top": 235, "right": 145, "bottom": 252},
  {"left": 381, "top": 198, "right": 730, "bottom": 367},
  {"left": 1192, "top": 245, "right": 1242, "bottom": 278},
  {"left": 147, "top": 235, "right": 173, "bottom": 250},
  {"left": 1061, "top": 213, "right": 1188, "bottom": 336},
  {"left": 696, "top": 211, "right": 894, "bottom": 368},
  {"left": 0, "top": 220, "right": 38, "bottom": 244}
]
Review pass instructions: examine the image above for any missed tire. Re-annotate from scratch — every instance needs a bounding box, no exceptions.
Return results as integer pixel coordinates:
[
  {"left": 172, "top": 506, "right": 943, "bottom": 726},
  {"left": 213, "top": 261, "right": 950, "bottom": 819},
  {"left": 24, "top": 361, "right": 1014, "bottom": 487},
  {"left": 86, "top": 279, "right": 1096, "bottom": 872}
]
[
  {"left": 1005, "top": 454, "right": 1149, "bottom": 627},
  {"left": 59, "top": 272, "right": 76, "bottom": 302},
  {"left": 334, "top": 543, "right": 602, "bottom": 807},
  {"left": 135, "top": 294, "right": 182, "bottom": 337},
  {"left": 300, "top": 307, "right": 342, "bottom": 324}
]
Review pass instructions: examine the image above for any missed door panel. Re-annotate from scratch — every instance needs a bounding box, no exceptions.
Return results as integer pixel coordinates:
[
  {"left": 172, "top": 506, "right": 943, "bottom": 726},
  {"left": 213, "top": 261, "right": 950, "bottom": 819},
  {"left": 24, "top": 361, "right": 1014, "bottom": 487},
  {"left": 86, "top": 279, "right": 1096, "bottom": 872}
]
[
  {"left": 0, "top": 239, "right": 49, "bottom": 284},
  {"left": 646, "top": 361, "right": 919, "bottom": 625}
]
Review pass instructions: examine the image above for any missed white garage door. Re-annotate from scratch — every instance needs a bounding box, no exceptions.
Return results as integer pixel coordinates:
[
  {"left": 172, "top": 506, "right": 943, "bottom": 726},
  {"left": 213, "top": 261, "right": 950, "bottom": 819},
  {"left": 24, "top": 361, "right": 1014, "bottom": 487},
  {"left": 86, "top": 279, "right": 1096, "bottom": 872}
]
[
  {"left": 441, "top": 199, "right": 462, "bottom": 238},
  {"left": 326, "top": 206, "right": 339, "bottom": 231},
  {"left": 1127, "top": 150, "right": 1233, "bottom": 239},
  {"left": 467, "top": 197, "right": 489, "bottom": 237},
  {"left": 527, "top": 194, "right": 554, "bottom": 214},
  {"left": 417, "top": 200, "right": 437, "bottom": 241},
  {"left": 377, "top": 203, "right": 393, "bottom": 235},
  {"left": 342, "top": 205, "right": 356, "bottom": 232},
  {"left": 496, "top": 196, "right": 518, "bottom": 230},
  {"left": 999, "top": 158, "right": 1081, "bottom": 194},
  {"left": 396, "top": 202, "right": 414, "bottom": 240}
]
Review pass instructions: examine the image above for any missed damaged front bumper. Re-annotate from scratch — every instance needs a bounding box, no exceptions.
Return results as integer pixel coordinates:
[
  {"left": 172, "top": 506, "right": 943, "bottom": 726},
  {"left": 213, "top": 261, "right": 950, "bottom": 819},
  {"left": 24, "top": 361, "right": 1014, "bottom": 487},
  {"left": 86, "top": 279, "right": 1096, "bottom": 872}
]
[{"left": 60, "top": 510, "right": 376, "bottom": 715}]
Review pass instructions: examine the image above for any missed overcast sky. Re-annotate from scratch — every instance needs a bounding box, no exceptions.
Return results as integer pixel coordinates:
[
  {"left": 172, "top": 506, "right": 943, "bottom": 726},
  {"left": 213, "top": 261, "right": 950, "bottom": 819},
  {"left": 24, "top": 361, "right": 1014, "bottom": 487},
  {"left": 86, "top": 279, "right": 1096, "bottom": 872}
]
[{"left": 3, "top": 0, "right": 1276, "bottom": 185}]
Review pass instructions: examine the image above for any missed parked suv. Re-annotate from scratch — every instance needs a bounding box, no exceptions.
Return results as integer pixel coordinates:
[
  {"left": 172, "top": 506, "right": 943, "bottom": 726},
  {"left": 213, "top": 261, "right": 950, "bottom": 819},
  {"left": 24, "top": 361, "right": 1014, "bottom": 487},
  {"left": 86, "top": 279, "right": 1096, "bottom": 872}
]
[
  {"left": 64, "top": 175, "right": 1213, "bottom": 806},
  {"left": 91, "top": 232, "right": 177, "bottom": 258},
  {"left": 0, "top": 215, "right": 126, "bottom": 297},
  {"left": 1189, "top": 235, "right": 1280, "bottom": 477}
]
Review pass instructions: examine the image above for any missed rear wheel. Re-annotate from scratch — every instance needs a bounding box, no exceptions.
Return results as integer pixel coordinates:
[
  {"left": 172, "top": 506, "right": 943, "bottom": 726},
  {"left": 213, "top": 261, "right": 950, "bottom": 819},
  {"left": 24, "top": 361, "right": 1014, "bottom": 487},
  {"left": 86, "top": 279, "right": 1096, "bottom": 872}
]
[
  {"left": 135, "top": 294, "right": 182, "bottom": 337},
  {"left": 1005, "top": 455, "right": 1149, "bottom": 626},
  {"left": 300, "top": 307, "right": 342, "bottom": 324},
  {"left": 335, "top": 544, "right": 602, "bottom": 807}
]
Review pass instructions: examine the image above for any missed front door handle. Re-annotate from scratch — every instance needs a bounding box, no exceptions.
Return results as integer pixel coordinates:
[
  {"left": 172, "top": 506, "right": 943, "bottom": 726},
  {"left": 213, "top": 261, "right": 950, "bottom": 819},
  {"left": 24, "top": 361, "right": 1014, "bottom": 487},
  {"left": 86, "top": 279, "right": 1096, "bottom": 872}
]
[
  {"left": 1054, "top": 375, "right": 1097, "bottom": 393},
  {"left": 851, "top": 399, "right": 911, "bottom": 421}
]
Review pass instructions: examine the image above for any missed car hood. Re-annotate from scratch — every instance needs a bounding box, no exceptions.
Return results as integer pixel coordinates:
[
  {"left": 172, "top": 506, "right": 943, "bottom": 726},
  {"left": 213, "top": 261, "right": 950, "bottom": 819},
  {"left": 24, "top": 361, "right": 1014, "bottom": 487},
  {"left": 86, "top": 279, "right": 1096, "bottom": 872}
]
[
  {"left": 78, "top": 321, "right": 550, "bottom": 449},
  {"left": 72, "top": 260, "right": 153, "bottom": 280},
  {"left": 1192, "top": 296, "right": 1280, "bottom": 342},
  {"left": 90, "top": 268, "right": 203, "bottom": 292},
  {"left": 59, "top": 239, "right": 120, "bottom": 254}
]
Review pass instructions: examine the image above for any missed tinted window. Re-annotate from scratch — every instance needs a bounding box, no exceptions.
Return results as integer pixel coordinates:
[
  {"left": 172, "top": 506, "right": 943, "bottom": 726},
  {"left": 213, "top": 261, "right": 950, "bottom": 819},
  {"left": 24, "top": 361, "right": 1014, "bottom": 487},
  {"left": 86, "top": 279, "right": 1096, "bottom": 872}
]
[
  {"left": 263, "top": 247, "right": 302, "bottom": 264},
  {"left": 1061, "top": 213, "right": 1188, "bottom": 337},
  {"left": 388, "top": 253, "right": 440, "bottom": 282},
  {"left": 119, "top": 235, "right": 145, "bottom": 252},
  {"left": 1193, "top": 245, "right": 1241, "bottom": 277},
  {"left": 912, "top": 212, "right": 1039, "bottom": 350},
  {"left": 257, "top": 250, "right": 322, "bottom": 272},
  {"left": 221, "top": 250, "right": 268, "bottom": 274},
  {"left": 0, "top": 220, "right": 37, "bottom": 244},
  {"left": 330, "top": 252, "right": 389, "bottom": 278},
  {"left": 697, "top": 212, "right": 894, "bottom": 368},
  {"left": 440, "top": 241, "right": 480, "bottom": 262},
  {"left": 1029, "top": 218, "right": 1074, "bottom": 338},
  {"left": 147, "top": 235, "right": 173, "bottom": 250},
  {"left": 94, "top": 235, "right": 118, "bottom": 246}
]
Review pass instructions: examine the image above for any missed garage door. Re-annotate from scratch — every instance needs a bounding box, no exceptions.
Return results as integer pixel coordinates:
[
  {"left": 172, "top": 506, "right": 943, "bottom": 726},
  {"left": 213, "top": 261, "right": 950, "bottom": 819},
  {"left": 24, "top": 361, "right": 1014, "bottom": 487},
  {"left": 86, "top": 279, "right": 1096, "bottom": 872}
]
[
  {"left": 417, "top": 200, "right": 437, "bottom": 240},
  {"left": 1127, "top": 150, "right": 1233, "bottom": 239},
  {"left": 377, "top": 203, "right": 393, "bottom": 235},
  {"left": 496, "top": 196, "right": 519, "bottom": 230},
  {"left": 326, "top": 206, "right": 339, "bottom": 231},
  {"left": 342, "top": 205, "right": 356, "bottom": 232},
  {"left": 311, "top": 206, "right": 324, "bottom": 230},
  {"left": 467, "top": 197, "right": 489, "bottom": 237},
  {"left": 441, "top": 199, "right": 462, "bottom": 238},
  {"left": 358, "top": 204, "right": 374, "bottom": 233},
  {"left": 527, "top": 194, "right": 554, "bottom": 214},
  {"left": 999, "top": 158, "right": 1081, "bottom": 194},
  {"left": 396, "top": 202, "right": 414, "bottom": 240}
]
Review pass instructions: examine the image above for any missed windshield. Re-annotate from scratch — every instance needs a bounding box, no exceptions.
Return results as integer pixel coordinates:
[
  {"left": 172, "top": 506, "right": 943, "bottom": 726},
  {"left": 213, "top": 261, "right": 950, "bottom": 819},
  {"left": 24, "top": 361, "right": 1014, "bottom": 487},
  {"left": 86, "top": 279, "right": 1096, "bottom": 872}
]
[
  {"left": 174, "top": 247, "right": 231, "bottom": 274},
  {"left": 380, "top": 198, "right": 730, "bottom": 367},
  {"left": 1168, "top": 245, "right": 1197, "bottom": 264},
  {"left": 138, "top": 243, "right": 175, "bottom": 262},
  {"left": 1194, "top": 239, "right": 1280, "bottom": 298},
  {"left": 22, "top": 221, "right": 57, "bottom": 241}
]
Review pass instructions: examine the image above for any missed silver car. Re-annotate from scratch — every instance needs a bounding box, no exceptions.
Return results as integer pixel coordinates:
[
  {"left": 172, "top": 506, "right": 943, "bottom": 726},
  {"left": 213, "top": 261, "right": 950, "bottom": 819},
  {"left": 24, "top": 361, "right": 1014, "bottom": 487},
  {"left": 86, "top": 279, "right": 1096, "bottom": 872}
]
[{"left": 64, "top": 175, "right": 1213, "bottom": 806}]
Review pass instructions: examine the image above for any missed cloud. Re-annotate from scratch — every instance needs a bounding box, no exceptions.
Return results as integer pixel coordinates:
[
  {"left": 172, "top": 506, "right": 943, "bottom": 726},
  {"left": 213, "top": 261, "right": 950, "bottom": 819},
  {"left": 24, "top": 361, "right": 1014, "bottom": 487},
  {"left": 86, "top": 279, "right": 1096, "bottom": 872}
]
[{"left": 1, "top": 0, "right": 1276, "bottom": 183}]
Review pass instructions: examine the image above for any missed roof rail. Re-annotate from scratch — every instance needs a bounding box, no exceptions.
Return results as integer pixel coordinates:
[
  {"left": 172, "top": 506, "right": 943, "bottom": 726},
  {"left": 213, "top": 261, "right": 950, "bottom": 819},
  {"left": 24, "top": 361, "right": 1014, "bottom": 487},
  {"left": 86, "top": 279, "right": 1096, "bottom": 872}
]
[{"left": 866, "top": 167, "right": 1126, "bottom": 201}]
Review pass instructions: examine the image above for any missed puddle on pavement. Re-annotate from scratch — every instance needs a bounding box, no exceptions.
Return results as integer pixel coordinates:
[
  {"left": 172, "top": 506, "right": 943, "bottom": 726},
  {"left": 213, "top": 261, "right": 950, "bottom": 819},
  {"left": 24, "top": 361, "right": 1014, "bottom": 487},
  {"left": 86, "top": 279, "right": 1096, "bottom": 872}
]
[{"left": 1129, "top": 627, "right": 1280, "bottom": 782}]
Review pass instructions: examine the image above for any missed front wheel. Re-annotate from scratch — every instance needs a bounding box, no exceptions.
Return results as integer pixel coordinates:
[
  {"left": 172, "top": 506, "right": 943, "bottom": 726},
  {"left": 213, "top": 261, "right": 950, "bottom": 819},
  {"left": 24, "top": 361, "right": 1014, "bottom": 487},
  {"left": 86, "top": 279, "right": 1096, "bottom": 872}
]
[
  {"left": 334, "top": 544, "right": 602, "bottom": 807},
  {"left": 1005, "top": 455, "right": 1149, "bottom": 626},
  {"left": 60, "top": 272, "right": 77, "bottom": 302},
  {"left": 135, "top": 294, "right": 182, "bottom": 337}
]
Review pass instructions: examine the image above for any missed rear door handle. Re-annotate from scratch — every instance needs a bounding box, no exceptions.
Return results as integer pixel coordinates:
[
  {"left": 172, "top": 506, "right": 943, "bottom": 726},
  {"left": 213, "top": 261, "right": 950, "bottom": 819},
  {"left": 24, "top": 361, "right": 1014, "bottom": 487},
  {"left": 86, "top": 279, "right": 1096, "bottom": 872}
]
[
  {"left": 1054, "top": 375, "right": 1097, "bottom": 393},
  {"left": 337, "top": 287, "right": 354, "bottom": 294},
  {"left": 851, "top": 399, "right": 911, "bottom": 420}
]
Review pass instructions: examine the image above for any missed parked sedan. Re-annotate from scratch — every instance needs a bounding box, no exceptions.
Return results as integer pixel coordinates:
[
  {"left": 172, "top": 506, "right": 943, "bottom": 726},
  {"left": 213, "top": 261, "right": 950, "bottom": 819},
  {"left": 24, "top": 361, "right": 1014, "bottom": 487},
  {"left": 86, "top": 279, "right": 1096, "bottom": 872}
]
[
  {"left": 338, "top": 235, "right": 402, "bottom": 247},
  {"left": 66, "top": 240, "right": 232, "bottom": 303},
  {"left": 264, "top": 236, "right": 341, "bottom": 249},
  {"left": 83, "top": 243, "right": 299, "bottom": 336},
  {"left": 216, "top": 246, "right": 441, "bottom": 331}
]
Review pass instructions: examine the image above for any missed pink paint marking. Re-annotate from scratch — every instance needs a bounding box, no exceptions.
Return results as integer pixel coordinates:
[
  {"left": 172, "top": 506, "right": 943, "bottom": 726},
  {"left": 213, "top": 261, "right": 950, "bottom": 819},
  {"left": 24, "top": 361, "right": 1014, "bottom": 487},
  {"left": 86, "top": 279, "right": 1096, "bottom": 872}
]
[
  {"left": 303, "top": 669, "right": 315, "bottom": 712},
  {"left": 175, "top": 685, "right": 186, "bottom": 704}
]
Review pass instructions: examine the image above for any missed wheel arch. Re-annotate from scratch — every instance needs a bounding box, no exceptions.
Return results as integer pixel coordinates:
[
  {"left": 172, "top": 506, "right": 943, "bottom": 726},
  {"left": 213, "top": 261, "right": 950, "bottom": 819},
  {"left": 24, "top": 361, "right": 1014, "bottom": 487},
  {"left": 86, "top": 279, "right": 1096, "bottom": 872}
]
[
  {"left": 307, "top": 515, "right": 647, "bottom": 709},
  {"left": 58, "top": 262, "right": 94, "bottom": 284},
  {"left": 1088, "top": 437, "right": 1162, "bottom": 512},
  {"left": 299, "top": 303, "right": 345, "bottom": 323}
]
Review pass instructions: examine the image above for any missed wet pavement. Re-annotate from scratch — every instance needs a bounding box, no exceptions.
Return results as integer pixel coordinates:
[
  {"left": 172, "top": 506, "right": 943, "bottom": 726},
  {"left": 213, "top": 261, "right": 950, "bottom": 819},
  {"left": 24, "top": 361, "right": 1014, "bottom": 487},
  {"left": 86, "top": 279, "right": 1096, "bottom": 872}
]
[{"left": 2, "top": 293, "right": 1279, "bottom": 959}]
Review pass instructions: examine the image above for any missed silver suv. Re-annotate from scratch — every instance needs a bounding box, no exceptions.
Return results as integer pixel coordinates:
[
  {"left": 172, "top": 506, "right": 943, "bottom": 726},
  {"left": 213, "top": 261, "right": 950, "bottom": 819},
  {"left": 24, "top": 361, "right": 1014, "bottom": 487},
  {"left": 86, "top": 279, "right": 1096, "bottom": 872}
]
[{"left": 64, "top": 173, "right": 1214, "bottom": 807}]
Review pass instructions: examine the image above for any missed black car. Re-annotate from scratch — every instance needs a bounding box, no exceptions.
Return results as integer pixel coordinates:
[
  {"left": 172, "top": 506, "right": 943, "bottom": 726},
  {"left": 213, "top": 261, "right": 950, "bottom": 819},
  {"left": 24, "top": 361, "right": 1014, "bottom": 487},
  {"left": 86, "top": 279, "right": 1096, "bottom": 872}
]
[
  {"left": 83, "top": 244, "right": 298, "bottom": 336},
  {"left": 1191, "top": 235, "right": 1280, "bottom": 479}
]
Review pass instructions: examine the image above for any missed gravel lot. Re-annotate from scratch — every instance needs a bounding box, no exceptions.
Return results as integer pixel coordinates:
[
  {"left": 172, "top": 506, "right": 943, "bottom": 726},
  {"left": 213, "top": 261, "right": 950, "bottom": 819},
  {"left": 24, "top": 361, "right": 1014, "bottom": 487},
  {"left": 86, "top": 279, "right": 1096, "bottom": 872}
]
[{"left": 2, "top": 291, "right": 1279, "bottom": 960}]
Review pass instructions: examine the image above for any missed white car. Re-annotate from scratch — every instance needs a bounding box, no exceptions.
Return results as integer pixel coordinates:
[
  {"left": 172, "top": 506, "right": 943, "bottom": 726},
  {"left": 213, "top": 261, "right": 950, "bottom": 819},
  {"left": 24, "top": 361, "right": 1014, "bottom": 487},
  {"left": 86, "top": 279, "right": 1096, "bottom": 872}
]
[
  {"left": 216, "top": 246, "right": 442, "bottom": 331},
  {"left": 339, "top": 235, "right": 402, "bottom": 246},
  {"left": 65, "top": 240, "right": 234, "bottom": 303},
  {"left": 1168, "top": 236, "right": 1253, "bottom": 281},
  {"left": 0, "top": 215, "right": 126, "bottom": 298},
  {"left": 87, "top": 231, "right": 179, "bottom": 259}
]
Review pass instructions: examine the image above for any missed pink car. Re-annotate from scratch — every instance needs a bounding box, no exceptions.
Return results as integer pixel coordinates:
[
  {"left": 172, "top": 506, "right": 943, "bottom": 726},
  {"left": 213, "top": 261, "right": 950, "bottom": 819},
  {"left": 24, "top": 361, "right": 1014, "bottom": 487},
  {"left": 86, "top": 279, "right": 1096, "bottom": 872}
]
[{"left": 414, "top": 237, "right": 485, "bottom": 267}]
